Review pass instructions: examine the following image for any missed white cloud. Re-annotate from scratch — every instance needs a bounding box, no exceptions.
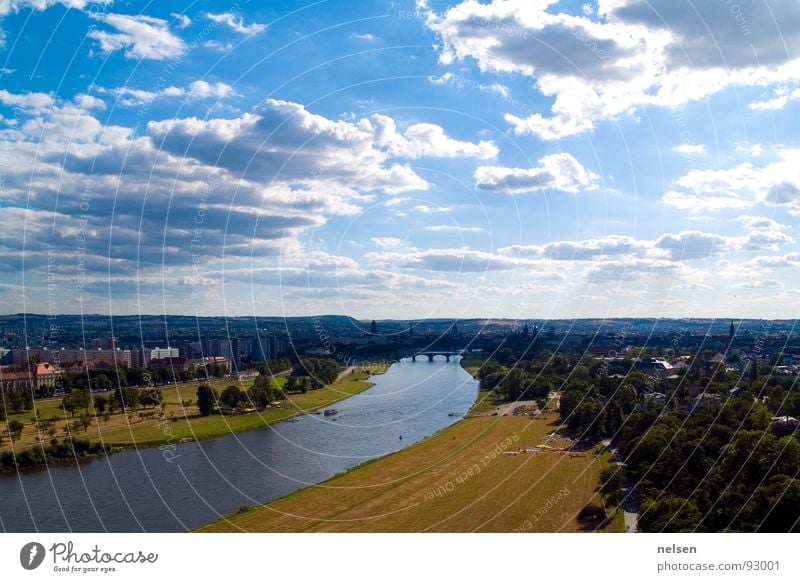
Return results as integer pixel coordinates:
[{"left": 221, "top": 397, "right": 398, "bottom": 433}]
[
  {"left": 424, "top": 225, "right": 484, "bottom": 233},
  {"left": 674, "top": 144, "right": 706, "bottom": 154},
  {"left": 366, "top": 246, "right": 551, "bottom": 272},
  {"left": 735, "top": 279, "right": 784, "bottom": 289},
  {"left": 0, "top": 0, "right": 113, "bottom": 17},
  {"left": 749, "top": 87, "right": 800, "bottom": 111},
  {"left": 0, "top": 89, "right": 54, "bottom": 110},
  {"left": 654, "top": 231, "right": 731, "bottom": 260},
  {"left": 206, "top": 12, "right": 266, "bottom": 35},
  {"left": 373, "top": 115, "right": 498, "bottom": 159},
  {"left": 350, "top": 32, "right": 377, "bottom": 41},
  {"left": 501, "top": 235, "right": 648, "bottom": 260},
  {"left": 186, "top": 80, "right": 236, "bottom": 100},
  {"left": 370, "top": 237, "right": 407, "bottom": 249},
  {"left": 147, "top": 103, "right": 493, "bottom": 199},
  {"left": 171, "top": 13, "right": 191, "bottom": 29},
  {"left": 428, "top": 0, "right": 800, "bottom": 139},
  {"left": 582, "top": 258, "right": 699, "bottom": 285},
  {"left": 72, "top": 93, "right": 105, "bottom": 110},
  {"left": 410, "top": 204, "right": 452, "bottom": 214},
  {"left": 429, "top": 72, "right": 510, "bottom": 98},
  {"left": 202, "top": 40, "right": 234, "bottom": 52},
  {"left": 475, "top": 153, "right": 598, "bottom": 194},
  {"left": 88, "top": 13, "right": 186, "bottom": 60},
  {"left": 101, "top": 80, "right": 236, "bottom": 106},
  {"left": 663, "top": 149, "right": 800, "bottom": 215},
  {"left": 501, "top": 227, "right": 794, "bottom": 263}
]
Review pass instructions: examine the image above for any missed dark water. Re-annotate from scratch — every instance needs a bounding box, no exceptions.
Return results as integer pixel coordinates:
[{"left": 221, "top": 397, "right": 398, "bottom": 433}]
[{"left": 0, "top": 358, "right": 477, "bottom": 532}]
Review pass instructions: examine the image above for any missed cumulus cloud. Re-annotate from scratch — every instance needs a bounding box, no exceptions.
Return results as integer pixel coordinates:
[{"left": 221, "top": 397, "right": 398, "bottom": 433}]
[
  {"left": 148, "top": 99, "right": 494, "bottom": 193},
  {"left": 88, "top": 13, "right": 186, "bottom": 60},
  {"left": 475, "top": 153, "right": 598, "bottom": 194},
  {"left": 500, "top": 235, "right": 648, "bottom": 260},
  {"left": 424, "top": 225, "right": 484, "bottom": 233},
  {"left": 735, "top": 279, "right": 784, "bottom": 289},
  {"left": 102, "top": 80, "right": 236, "bottom": 106},
  {"left": 663, "top": 149, "right": 800, "bottom": 214},
  {"left": 171, "top": 13, "right": 191, "bottom": 29},
  {"left": 206, "top": 12, "right": 266, "bottom": 35},
  {"left": 0, "top": 0, "right": 113, "bottom": 17},
  {"left": 500, "top": 227, "right": 794, "bottom": 262},
  {"left": 373, "top": 115, "right": 498, "bottom": 159},
  {"left": 428, "top": 0, "right": 800, "bottom": 139},
  {"left": 674, "top": 144, "right": 706, "bottom": 154},
  {"left": 0, "top": 89, "right": 54, "bottom": 110},
  {"left": 429, "top": 72, "right": 509, "bottom": 97}
]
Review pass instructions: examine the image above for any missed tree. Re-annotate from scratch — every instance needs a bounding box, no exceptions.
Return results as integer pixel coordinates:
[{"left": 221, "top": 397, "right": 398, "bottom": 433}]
[
  {"left": 114, "top": 386, "right": 140, "bottom": 411},
  {"left": 748, "top": 358, "right": 759, "bottom": 384},
  {"left": 93, "top": 374, "right": 112, "bottom": 392},
  {"left": 93, "top": 395, "right": 108, "bottom": 414},
  {"left": 196, "top": 385, "right": 217, "bottom": 416},
  {"left": 219, "top": 385, "right": 245, "bottom": 408},
  {"left": 79, "top": 415, "right": 92, "bottom": 433},
  {"left": 62, "top": 389, "right": 91, "bottom": 418},
  {"left": 7, "top": 419, "right": 24, "bottom": 442},
  {"left": 599, "top": 465, "right": 623, "bottom": 508},
  {"left": 249, "top": 375, "right": 277, "bottom": 408}
]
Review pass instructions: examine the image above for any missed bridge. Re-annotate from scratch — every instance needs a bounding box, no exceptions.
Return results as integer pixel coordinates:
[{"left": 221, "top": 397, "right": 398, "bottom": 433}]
[{"left": 410, "top": 351, "right": 463, "bottom": 362}]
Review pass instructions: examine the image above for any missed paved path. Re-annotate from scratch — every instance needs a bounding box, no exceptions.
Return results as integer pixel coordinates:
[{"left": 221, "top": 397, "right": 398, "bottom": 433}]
[{"left": 622, "top": 486, "right": 638, "bottom": 533}]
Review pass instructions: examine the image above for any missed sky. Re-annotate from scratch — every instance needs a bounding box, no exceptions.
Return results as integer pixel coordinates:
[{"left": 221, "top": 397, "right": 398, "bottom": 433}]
[{"left": 0, "top": 0, "right": 798, "bottom": 320}]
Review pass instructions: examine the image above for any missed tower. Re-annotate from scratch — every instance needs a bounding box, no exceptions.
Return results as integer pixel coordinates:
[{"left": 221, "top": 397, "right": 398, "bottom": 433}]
[
  {"left": 729, "top": 321, "right": 735, "bottom": 340},
  {"left": 370, "top": 320, "right": 377, "bottom": 335}
]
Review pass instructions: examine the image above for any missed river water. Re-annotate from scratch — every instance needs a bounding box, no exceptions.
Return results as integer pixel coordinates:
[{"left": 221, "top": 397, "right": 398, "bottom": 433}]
[{"left": 0, "top": 358, "right": 477, "bottom": 532}]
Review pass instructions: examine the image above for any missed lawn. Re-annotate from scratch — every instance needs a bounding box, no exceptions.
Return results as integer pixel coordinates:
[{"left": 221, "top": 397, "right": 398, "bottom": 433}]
[
  {"left": 198, "top": 412, "right": 623, "bottom": 533},
  {"left": 1, "top": 368, "right": 379, "bottom": 454}
]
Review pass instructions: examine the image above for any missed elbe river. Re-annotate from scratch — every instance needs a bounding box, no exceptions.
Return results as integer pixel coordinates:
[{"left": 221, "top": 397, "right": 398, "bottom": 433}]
[{"left": 0, "top": 358, "right": 477, "bottom": 532}]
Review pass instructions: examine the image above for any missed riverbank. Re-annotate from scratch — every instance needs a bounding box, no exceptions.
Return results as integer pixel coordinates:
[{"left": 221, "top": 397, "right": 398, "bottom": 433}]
[
  {"left": 1, "top": 364, "right": 387, "bottom": 471},
  {"left": 197, "top": 412, "right": 619, "bottom": 532},
  {"left": 198, "top": 357, "right": 620, "bottom": 533}
]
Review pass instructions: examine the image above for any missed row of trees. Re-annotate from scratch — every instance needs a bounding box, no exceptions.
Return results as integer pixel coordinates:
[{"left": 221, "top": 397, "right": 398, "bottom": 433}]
[
  {"left": 477, "top": 352, "right": 572, "bottom": 401},
  {"left": 291, "top": 358, "right": 340, "bottom": 385},
  {"left": 621, "top": 403, "right": 800, "bottom": 532},
  {"left": 0, "top": 386, "right": 34, "bottom": 418},
  {"left": 196, "top": 374, "right": 285, "bottom": 416},
  {"left": 34, "top": 363, "right": 230, "bottom": 399},
  {"left": 541, "top": 351, "right": 800, "bottom": 531}
]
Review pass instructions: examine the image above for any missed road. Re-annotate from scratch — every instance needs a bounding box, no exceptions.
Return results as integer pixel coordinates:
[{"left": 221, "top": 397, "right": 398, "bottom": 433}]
[{"left": 622, "top": 486, "right": 639, "bottom": 533}]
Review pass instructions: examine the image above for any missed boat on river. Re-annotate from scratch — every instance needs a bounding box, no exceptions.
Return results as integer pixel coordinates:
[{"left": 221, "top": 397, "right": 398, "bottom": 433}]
[{"left": 324, "top": 409, "right": 338, "bottom": 416}]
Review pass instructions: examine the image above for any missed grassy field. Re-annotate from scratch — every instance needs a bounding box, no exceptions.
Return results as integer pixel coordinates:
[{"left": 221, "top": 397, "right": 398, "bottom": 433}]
[
  {"left": 198, "top": 412, "right": 622, "bottom": 533},
  {"left": 1, "top": 367, "right": 383, "bottom": 454}
]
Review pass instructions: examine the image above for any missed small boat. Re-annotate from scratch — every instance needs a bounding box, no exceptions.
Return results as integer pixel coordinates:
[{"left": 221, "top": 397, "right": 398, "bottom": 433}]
[
  {"left": 448, "top": 412, "right": 461, "bottom": 417},
  {"left": 324, "top": 409, "right": 338, "bottom": 416}
]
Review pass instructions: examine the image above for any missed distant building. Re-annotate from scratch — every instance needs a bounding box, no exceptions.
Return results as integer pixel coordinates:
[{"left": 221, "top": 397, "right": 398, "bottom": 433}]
[
  {"left": 636, "top": 392, "right": 667, "bottom": 411},
  {"left": 250, "top": 335, "right": 286, "bottom": 361},
  {"left": 12, "top": 348, "right": 132, "bottom": 368},
  {"left": 90, "top": 337, "right": 118, "bottom": 350},
  {"left": 690, "top": 393, "right": 723, "bottom": 412},
  {"left": 148, "top": 347, "right": 179, "bottom": 361},
  {"left": 148, "top": 357, "right": 193, "bottom": 373},
  {"left": 0, "top": 362, "right": 63, "bottom": 392},
  {"left": 634, "top": 357, "right": 674, "bottom": 377}
]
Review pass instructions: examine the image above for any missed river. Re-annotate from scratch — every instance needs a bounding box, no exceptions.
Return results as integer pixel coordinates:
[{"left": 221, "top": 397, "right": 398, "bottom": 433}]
[{"left": 0, "top": 358, "right": 478, "bottom": 532}]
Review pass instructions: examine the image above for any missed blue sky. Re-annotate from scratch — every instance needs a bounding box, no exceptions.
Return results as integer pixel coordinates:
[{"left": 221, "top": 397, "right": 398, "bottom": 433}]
[{"left": 0, "top": 0, "right": 798, "bottom": 319}]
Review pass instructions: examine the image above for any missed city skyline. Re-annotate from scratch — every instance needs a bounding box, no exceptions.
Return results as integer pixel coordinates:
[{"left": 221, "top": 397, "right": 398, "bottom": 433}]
[{"left": 0, "top": 0, "right": 799, "bottom": 320}]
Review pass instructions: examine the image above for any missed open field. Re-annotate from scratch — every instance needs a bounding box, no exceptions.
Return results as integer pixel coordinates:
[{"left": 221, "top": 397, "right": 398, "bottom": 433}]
[
  {"left": 1, "top": 367, "right": 382, "bottom": 455},
  {"left": 199, "top": 412, "right": 622, "bottom": 533}
]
